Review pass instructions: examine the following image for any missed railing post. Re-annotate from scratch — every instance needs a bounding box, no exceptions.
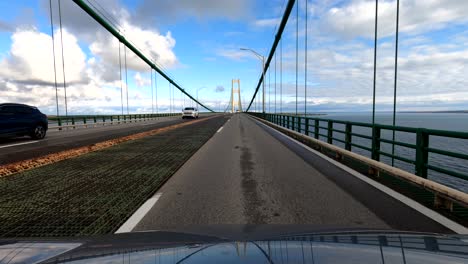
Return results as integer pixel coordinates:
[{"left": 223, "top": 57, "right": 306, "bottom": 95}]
[
  {"left": 314, "top": 120, "right": 319, "bottom": 139},
  {"left": 327, "top": 121, "right": 333, "bottom": 144},
  {"left": 110, "top": 116, "right": 113, "bottom": 123},
  {"left": 371, "top": 125, "right": 381, "bottom": 161},
  {"left": 58, "top": 118, "right": 62, "bottom": 129},
  {"left": 297, "top": 117, "right": 301, "bottom": 132},
  {"left": 305, "top": 118, "right": 309, "bottom": 136},
  {"left": 415, "top": 129, "right": 429, "bottom": 178},
  {"left": 287, "top": 116, "right": 291, "bottom": 129},
  {"left": 102, "top": 116, "right": 105, "bottom": 123},
  {"left": 345, "top": 123, "right": 352, "bottom": 151},
  {"left": 72, "top": 117, "right": 75, "bottom": 129},
  {"left": 93, "top": 116, "right": 97, "bottom": 123},
  {"left": 83, "top": 117, "right": 87, "bottom": 125}
]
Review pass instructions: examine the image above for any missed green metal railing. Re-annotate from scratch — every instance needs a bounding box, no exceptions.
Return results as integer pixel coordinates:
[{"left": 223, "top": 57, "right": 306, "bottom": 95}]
[
  {"left": 249, "top": 113, "right": 468, "bottom": 183},
  {"left": 48, "top": 113, "right": 180, "bottom": 127}
]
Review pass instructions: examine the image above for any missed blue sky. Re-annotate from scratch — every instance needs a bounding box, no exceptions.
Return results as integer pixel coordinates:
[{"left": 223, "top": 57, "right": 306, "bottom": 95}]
[{"left": 1, "top": 0, "right": 467, "bottom": 114}]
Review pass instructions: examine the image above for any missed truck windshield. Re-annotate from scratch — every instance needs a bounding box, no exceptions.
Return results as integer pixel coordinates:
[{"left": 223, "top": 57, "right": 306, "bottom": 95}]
[{"left": 184, "top": 107, "right": 195, "bottom": 111}]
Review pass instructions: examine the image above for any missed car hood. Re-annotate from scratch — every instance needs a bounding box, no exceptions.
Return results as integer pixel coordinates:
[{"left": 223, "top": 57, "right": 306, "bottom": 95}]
[{"left": 1, "top": 229, "right": 467, "bottom": 264}]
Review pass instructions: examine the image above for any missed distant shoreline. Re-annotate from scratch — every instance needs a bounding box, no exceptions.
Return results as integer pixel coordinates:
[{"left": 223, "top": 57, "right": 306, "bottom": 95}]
[{"left": 400, "top": 110, "right": 468, "bottom": 114}]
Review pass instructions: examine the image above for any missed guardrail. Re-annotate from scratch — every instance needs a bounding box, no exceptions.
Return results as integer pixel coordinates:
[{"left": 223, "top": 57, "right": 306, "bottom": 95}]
[
  {"left": 248, "top": 113, "right": 468, "bottom": 227},
  {"left": 48, "top": 113, "right": 180, "bottom": 129},
  {"left": 250, "top": 113, "right": 468, "bottom": 183}
]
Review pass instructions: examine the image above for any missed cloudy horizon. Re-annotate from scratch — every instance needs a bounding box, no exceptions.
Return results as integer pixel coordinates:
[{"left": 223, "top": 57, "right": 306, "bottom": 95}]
[{"left": 0, "top": 0, "right": 467, "bottom": 114}]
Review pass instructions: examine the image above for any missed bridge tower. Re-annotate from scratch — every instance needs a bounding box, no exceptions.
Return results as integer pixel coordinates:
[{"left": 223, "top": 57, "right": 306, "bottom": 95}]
[{"left": 231, "top": 79, "right": 242, "bottom": 113}]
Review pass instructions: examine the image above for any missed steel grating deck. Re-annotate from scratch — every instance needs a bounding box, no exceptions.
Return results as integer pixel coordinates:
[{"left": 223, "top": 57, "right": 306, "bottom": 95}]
[{"left": 0, "top": 115, "right": 228, "bottom": 237}]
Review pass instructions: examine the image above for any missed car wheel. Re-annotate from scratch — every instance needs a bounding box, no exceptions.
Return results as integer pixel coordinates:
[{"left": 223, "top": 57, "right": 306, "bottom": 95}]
[{"left": 31, "top": 124, "right": 46, "bottom": 139}]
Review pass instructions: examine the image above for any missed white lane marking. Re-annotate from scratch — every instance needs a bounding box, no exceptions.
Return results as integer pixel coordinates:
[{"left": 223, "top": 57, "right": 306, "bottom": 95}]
[
  {"left": 254, "top": 119, "right": 468, "bottom": 234},
  {"left": 217, "top": 127, "right": 224, "bottom": 133},
  {"left": 0, "top": 141, "right": 40, "bottom": 149},
  {"left": 115, "top": 192, "right": 163, "bottom": 233}
]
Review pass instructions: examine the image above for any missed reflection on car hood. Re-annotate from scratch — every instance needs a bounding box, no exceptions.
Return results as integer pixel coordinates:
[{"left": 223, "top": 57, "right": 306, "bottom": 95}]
[{"left": 1, "top": 230, "right": 467, "bottom": 263}]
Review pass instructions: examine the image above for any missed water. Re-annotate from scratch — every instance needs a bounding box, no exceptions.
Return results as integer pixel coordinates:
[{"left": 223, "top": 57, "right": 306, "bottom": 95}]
[{"left": 304, "top": 112, "right": 468, "bottom": 193}]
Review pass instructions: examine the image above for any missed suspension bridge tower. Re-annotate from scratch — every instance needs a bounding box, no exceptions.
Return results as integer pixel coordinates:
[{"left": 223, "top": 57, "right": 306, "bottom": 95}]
[{"left": 231, "top": 79, "right": 242, "bottom": 113}]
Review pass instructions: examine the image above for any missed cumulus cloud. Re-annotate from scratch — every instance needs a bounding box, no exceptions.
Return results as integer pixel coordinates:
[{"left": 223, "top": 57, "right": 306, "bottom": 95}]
[
  {"left": 134, "top": 72, "right": 150, "bottom": 87},
  {"left": 88, "top": 22, "right": 178, "bottom": 72},
  {"left": 0, "top": 28, "right": 87, "bottom": 86},
  {"left": 0, "top": 1, "right": 186, "bottom": 114},
  {"left": 44, "top": 0, "right": 179, "bottom": 72},
  {"left": 321, "top": 0, "right": 468, "bottom": 39},
  {"left": 134, "top": 0, "right": 252, "bottom": 24}
]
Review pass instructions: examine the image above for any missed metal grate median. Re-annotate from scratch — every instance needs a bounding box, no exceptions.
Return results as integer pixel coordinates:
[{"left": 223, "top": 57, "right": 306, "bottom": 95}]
[{"left": 0, "top": 115, "right": 228, "bottom": 237}]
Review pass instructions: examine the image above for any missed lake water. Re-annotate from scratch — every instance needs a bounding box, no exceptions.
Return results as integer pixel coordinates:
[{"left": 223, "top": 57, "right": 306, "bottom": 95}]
[{"left": 305, "top": 112, "right": 468, "bottom": 193}]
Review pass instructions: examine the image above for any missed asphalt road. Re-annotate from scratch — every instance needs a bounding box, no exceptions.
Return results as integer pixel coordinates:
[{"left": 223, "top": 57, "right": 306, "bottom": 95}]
[
  {"left": 135, "top": 113, "right": 450, "bottom": 235},
  {"left": 0, "top": 115, "right": 209, "bottom": 165}
]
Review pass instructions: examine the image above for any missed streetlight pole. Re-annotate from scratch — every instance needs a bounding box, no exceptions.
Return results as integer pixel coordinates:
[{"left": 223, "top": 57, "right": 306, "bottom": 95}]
[{"left": 240, "top": 48, "right": 265, "bottom": 113}]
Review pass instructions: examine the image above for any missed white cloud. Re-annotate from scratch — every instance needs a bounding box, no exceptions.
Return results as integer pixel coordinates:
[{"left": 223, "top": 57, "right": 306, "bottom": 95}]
[
  {"left": 322, "top": 0, "right": 468, "bottom": 39},
  {"left": 252, "top": 18, "right": 281, "bottom": 28},
  {"left": 89, "top": 21, "right": 178, "bottom": 72},
  {"left": 134, "top": 0, "right": 252, "bottom": 24},
  {"left": 0, "top": 28, "right": 86, "bottom": 85},
  {"left": 134, "top": 72, "right": 150, "bottom": 87},
  {"left": 216, "top": 48, "right": 257, "bottom": 61}
]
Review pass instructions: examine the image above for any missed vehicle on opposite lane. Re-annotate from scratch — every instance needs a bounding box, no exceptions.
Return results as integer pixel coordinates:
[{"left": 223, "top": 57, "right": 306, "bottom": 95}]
[
  {"left": 0, "top": 103, "right": 48, "bottom": 139},
  {"left": 182, "top": 107, "right": 199, "bottom": 119}
]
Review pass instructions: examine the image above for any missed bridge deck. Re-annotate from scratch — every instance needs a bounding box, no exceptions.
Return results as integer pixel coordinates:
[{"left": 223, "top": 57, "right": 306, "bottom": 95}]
[
  {"left": 0, "top": 113, "right": 453, "bottom": 238},
  {"left": 0, "top": 115, "right": 185, "bottom": 165},
  {"left": 135, "top": 113, "right": 450, "bottom": 234}
]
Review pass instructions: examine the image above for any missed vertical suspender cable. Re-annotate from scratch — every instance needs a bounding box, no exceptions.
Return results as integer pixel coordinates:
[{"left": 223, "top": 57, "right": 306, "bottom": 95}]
[
  {"left": 58, "top": 0, "right": 68, "bottom": 116},
  {"left": 275, "top": 51, "right": 277, "bottom": 113},
  {"left": 118, "top": 41, "right": 123, "bottom": 114},
  {"left": 295, "top": 0, "right": 299, "bottom": 116},
  {"left": 305, "top": 0, "right": 308, "bottom": 116},
  {"left": 49, "top": 0, "right": 59, "bottom": 117},
  {"left": 391, "top": 0, "right": 400, "bottom": 166},
  {"left": 269, "top": 67, "right": 271, "bottom": 112},
  {"left": 169, "top": 82, "right": 172, "bottom": 113},
  {"left": 280, "top": 39, "right": 283, "bottom": 113},
  {"left": 124, "top": 46, "right": 129, "bottom": 114},
  {"left": 151, "top": 67, "right": 154, "bottom": 113},
  {"left": 372, "top": 0, "right": 378, "bottom": 124},
  {"left": 155, "top": 71, "right": 158, "bottom": 113}
]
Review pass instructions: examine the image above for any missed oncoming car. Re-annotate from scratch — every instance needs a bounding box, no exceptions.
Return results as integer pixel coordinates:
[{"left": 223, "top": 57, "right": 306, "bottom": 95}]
[
  {"left": 182, "top": 107, "right": 199, "bottom": 119},
  {"left": 0, "top": 103, "right": 48, "bottom": 139}
]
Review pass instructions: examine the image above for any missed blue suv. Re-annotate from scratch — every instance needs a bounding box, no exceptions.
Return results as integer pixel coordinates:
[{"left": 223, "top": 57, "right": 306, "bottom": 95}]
[{"left": 0, "top": 103, "right": 48, "bottom": 139}]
